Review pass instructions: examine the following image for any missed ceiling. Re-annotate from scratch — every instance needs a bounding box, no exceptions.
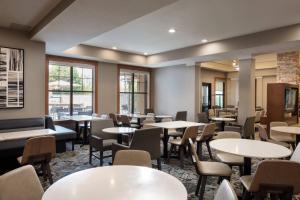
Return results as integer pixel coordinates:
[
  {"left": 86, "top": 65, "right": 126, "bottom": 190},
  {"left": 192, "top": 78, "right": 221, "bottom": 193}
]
[
  {"left": 83, "top": 0, "right": 300, "bottom": 55},
  {"left": 0, "top": 0, "right": 62, "bottom": 31}
]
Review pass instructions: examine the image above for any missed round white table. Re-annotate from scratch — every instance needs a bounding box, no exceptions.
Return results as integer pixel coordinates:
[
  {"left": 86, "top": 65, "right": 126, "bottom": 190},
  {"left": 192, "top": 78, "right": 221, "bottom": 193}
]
[
  {"left": 211, "top": 117, "right": 235, "bottom": 131},
  {"left": 103, "top": 127, "right": 136, "bottom": 143},
  {"left": 271, "top": 126, "right": 300, "bottom": 144},
  {"left": 210, "top": 138, "right": 292, "bottom": 175},
  {"left": 42, "top": 166, "right": 187, "bottom": 200}
]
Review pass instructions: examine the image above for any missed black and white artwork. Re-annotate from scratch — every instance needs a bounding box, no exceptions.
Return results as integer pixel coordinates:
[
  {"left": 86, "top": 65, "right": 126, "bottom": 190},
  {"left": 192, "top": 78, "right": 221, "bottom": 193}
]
[{"left": 0, "top": 47, "right": 24, "bottom": 108}]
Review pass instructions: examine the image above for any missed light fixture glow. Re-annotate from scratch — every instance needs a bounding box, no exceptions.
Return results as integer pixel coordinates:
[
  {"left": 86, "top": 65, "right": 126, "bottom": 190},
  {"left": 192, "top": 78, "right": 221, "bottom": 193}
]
[
  {"left": 201, "top": 39, "right": 208, "bottom": 43},
  {"left": 112, "top": 46, "right": 117, "bottom": 50},
  {"left": 168, "top": 28, "right": 176, "bottom": 33},
  {"left": 144, "top": 52, "right": 148, "bottom": 55}
]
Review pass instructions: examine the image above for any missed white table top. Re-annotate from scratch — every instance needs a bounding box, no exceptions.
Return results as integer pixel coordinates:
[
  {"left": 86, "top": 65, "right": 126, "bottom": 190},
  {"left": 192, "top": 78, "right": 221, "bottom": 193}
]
[
  {"left": 155, "top": 115, "right": 173, "bottom": 118},
  {"left": 102, "top": 127, "right": 136, "bottom": 134},
  {"left": 148, "top": 120, "right": 205, "bottom": 129},
  {"left": 0, "top": 129, "right": 56, "bottom": 141},
  {"left": 42, "top": 166, "right": 187, "bottom": 200},
  {"left": 117, "top": 113, "right": 148, "bottom": 118},
  {"left": 271, "top": 126, "right": 300, "bottom": 135},
  {"left": 63, "top": 115, "right": 103, "bottom": 122},
  {"left": 210, "top": 138, "right": 291, "bottom": 159},
  {"left": 211, "top": 117, "right": 235, "bottom": 122}
]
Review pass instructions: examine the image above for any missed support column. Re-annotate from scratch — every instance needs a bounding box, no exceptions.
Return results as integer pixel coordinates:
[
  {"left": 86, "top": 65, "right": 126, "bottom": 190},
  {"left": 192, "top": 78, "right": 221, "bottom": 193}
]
[{"left": 238, "top": 58, "right": 255, "bottom": 125}]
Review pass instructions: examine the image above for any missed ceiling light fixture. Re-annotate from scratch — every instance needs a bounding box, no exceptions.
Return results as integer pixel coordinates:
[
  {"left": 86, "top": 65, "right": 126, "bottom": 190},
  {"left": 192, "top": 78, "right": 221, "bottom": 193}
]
[
  {"left": 201, "top": 39, "right": 208, "bottom": 43},
  {"left": 112, "top": 46, "right": 117, "bottom": 50},
  {"left": 144, "top": 52, "right": 148, "bottom": 55},
  {"left": 168, "top": 28, "right": 176, "bottom": 33}
]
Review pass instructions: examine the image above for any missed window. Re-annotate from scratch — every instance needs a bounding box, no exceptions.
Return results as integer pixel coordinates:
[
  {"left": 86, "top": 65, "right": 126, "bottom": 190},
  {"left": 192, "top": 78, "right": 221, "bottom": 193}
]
[
  {"left": 119, "top": 69, "right": 150, "bottom": 114},
  {"left": 215, "top": 79, "right": 225, "bottom": 108},
  {"left": 48, "top": 61, "right": 94, "bottom": 120}
]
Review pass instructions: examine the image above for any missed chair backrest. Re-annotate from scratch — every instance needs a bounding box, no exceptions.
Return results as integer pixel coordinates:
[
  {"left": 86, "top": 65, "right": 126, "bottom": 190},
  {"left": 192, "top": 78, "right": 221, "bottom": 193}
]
[
  {"left": 243, "top": 116, "right": 255, "bottom": 139},
  {"left": 249, "top": 160, "right": 300, "bottom": 194},
  {"left": 214, "top": 131, "right": 241, "bottom": 139},
  {"left": 270, "top": 121, "right": 288, "bottom": 138},
  {"left": 255, "top": 111, "right": 261, "bottom": 123},
  {"left": 208, "top": 109, "right": 215, "bottom": 118},
  {"left": 180, "top": 126, "right": 199, "bottom": 145},
  {"left": 120, "top": 115, "right": 131, "bottom": 127},
  {"left": 113, "top": 150, "right": 152, "bottom": 167},
  {"left": 90, "top": 119, "right": 116, "bottom": 140},
  {"left": 198, "top": 112, "right": 209, "bottom": 123},
  {"left": 256, "top": 124, "right": 268, "bottom": 141},
  {"left": 0, "top": 165, "right": 44, "bottom": 200},
  {"left": 175, "top": 111, "right": 187, "bottom": 121},
  {"left": 198, "top": 123, "right": 216, "bottom": 141},
  {"left": 290, "top": 143, "right": 300, "bottom": 163},
  {"left": 130, "top": 127, "right": 162, "bottom": 159},
  {"left": 21, "top": 136, "right": 56, "bottom": 165},
  {"left": 260, "top": 110, "right": 265, "bottom": 117},
  {"left": 44, "top": 116, "right": 56, "bottom": 130},
  {"left": 109, "top": 113, "right": 119, "bottom": 127},
  {"left": 214, "top": 180, "right": 238, "bottom": 200}
]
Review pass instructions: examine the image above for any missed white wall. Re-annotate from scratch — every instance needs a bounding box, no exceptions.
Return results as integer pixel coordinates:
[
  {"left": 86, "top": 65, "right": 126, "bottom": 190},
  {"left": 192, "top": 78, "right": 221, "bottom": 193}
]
[
  {"left": 0, "top": 28, "right": 45, "bottom": 119},
  {"left": 154, "top": 64, "right": 197, "bottom": 121}
]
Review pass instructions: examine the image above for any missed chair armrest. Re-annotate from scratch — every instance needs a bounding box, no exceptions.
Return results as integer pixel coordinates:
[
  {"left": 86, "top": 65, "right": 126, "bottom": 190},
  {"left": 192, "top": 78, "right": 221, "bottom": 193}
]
[
  {"left": 89, "top": 135, "right": 104, "bottom": 150},
  {"left": 112, "top": 143, "right": 130, "bottom": 161}
]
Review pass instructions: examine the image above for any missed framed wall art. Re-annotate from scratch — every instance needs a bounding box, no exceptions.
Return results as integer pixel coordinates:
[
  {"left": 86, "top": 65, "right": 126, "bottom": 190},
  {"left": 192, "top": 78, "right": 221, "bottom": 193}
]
[{"left": 0, "top": 46, "right": 24, "bottom": 108}]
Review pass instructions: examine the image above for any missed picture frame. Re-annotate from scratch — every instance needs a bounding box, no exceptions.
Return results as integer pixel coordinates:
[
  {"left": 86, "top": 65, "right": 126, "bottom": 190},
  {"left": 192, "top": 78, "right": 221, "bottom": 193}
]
[{"left": 0, "top": 46, "right": 24, "bottom": 109}]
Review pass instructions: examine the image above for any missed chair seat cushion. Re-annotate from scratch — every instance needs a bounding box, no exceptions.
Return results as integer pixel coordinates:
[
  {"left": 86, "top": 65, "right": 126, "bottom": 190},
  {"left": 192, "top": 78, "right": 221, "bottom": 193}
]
[
  {"left": 216, "top": 152, "right": 244, "bottom": 165},
  {"left": 270, "top": 135, "right": 295, "bottom": 143},
  {"left": 198, "top": 161, "right": 232, "bottom": 176},
  {"left": 169, "top": 138, "right": 182, "bottom": 145},
  {"left": 240, "top": 175, "right": 253, "bottom": 192},
  {"left": 103, "top": 139, "right": 118, "bottom": 150}
]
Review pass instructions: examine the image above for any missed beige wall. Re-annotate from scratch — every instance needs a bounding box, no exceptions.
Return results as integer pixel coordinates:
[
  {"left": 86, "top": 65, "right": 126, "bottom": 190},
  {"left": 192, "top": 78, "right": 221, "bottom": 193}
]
[
  {"left": 153, "top": 64, "right": 197, "bottom": 121},
  {"left": 0, "top": 28, "right": 45, "bottom": 120},
  {"left": 98, "top": 62, "right": 118, "bottom": 114}
]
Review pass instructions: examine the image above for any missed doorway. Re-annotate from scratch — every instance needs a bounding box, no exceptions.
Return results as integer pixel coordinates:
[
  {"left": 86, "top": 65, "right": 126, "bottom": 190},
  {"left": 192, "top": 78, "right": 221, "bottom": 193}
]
[{"left": 202, "top": 82, "right": 211, "bottom": 112}]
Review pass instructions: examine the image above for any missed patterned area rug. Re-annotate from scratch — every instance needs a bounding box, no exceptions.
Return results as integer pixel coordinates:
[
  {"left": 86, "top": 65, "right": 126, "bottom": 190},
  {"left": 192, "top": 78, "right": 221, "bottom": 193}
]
[{"left": 41, "top": 144, "right": 300, "bottom": 200}]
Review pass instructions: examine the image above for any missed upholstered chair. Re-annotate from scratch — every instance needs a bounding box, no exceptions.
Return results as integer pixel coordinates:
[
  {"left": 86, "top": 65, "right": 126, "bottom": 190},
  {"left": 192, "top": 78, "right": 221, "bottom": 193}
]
[
  {"left": 270, "top": 122, "right": 295, "bottom": 148},
  {"left": 290, "top": 143, "right": 300, "bottom": 162},
  {"left": 0, "top": 165, "right": 44, "bottom": 200},
  {"left": 168, "top": 111, "right": 187, "bottom": 138},
  {"left": 214, "top": 180, "right": 238, "bottom": 200},
  {"left": 196, "top": 123, "right": 216, "bottom": 160},
  {"left": 256, "top": 124, "right": 290, "bottom": 148},
  {"left": 113, "top": 150, "right": 152, "bottom": 167}
]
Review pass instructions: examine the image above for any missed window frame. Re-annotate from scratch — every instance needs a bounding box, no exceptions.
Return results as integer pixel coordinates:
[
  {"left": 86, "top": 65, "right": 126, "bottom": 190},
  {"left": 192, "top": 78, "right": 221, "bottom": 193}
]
[
  {"left": 117, "top": 65, "right": 152, "bottom": 114},
  {"left": 46, "top": 55, "right": 98, "bottom": 119},
  {"left": 214, "top": 78, "right": 226, "bottom": 108}
]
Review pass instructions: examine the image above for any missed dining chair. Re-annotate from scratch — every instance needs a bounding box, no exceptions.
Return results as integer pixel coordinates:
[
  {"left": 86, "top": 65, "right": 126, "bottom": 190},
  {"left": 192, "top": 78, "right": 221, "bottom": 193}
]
[
  {"left": 290, "top": 143, "right": 300, "bottom": 162},
  {"left": 188, "top": 138, "right": 232, "bottom": 200},
  {"left": 17, "top": 136, "right": 56, "bottom": 184},
  {"left": 270, "top": 122, "right": 295, "bottom": 148},
  {"left": 168, "top": 126, "right": 198, "bottom": 168},
  {"left": 120, "top": 115, "right": 139, "bottom": 128},
  {"left": 168, "top": 111, "right": 188, "bottom": 139},
  {"left": 89, "top": 119, "right": 117, "bottom": 166},
  {"left": 214, "top": 180, "right": 238, "bottom": 200},
  {"left": 109, "top": 113, "right": 122, "bottom": 127},
  {"left": 256, "top": 124, "right": 290, "bottom": 148},
  {"left": 0, "top": 165, "right": 44, "bottom": 200},
  {"left": 240, "top": 160, "right": 300, "bottom": 199},
  {"left": 113, "top": 150, "right": 152, "bottom": 167},
  {"left": 224, "top": 116, "right": 255, "bottom": 139},
  {"left": 112, "top": 127, "right": 162, "bottom": 169},
  {"left": 196, "top": 123, "right": 216, "bottom": 160},
  {"left": 213, "top": 131, "right": 244, "bottom": 175},
  {"left": 198, "top": 112, "right": 209, "bottom": 123}
]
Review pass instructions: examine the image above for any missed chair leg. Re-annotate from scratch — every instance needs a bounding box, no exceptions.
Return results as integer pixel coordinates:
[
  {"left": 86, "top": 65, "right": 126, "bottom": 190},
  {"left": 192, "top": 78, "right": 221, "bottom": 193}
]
[
  {"left": 157, "top": 158, "right": 162, "bottom": 170},
  {"left": 195, "top": 175, "right": 202, "bottom": 196},
  {"left": 46, "top": 163, "right": 53, "bottom": 184},
  {"left": 199, "top": 176, "right": 207, "bottom": 200},
  {"left": 100, "top": 151, "right": 103, "bottom": 166},
  {"left": 41, "top": 163, "right": 47, "bottom": 181},
  {"left": 239, "top": 165, "right": 244, "bottom": 176},
  {"left": 205, "top": 141, "right": 213, "bottom": 160},
  {"left": 179, "top": 146, "right": 184, "bottom": 168},
  {"left": 89, "top": 146, "right": 93, "bottom": 164},
  {"left": 72, "top": 140, "right": 74, "bottom": 151}
]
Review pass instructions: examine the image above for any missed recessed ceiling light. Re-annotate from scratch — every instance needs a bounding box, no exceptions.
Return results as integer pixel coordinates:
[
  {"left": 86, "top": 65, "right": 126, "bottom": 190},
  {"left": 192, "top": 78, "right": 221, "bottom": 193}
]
[
  {"left": 144, "top": 52, "right": 148, "bottom": 55},
  {"left": 112, "top": 46, "right": 117, "bottom": 50},
  {"left": 168, "top": 28, "right": 176, "bottom": 33},
  {"left": 201, "top": 39, "right": 208, "bottom": 43}
]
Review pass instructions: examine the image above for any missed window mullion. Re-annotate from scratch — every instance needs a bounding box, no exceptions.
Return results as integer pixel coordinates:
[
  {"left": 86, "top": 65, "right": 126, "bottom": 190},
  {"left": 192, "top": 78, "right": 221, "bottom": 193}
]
[{"left": 70, "top": 66, "right": 73, "bottom": 116}]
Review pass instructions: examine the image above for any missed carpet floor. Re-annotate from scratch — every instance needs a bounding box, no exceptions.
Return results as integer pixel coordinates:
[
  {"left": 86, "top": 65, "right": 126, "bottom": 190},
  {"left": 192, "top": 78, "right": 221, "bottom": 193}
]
[{"left": 40, "top": 144, "right": 300, "bottom": 200}]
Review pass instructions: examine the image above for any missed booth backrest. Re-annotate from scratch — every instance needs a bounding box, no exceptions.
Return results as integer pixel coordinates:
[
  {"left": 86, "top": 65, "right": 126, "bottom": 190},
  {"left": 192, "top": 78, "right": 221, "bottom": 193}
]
[{"left": 0, "top": 118, "right": 45, "bottom": 133}]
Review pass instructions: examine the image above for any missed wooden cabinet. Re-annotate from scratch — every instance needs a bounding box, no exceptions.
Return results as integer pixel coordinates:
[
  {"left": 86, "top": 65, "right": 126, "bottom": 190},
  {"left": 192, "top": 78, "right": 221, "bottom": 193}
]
[{"left": 267, "top": 83, "right": 299, "bottom": 132}]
